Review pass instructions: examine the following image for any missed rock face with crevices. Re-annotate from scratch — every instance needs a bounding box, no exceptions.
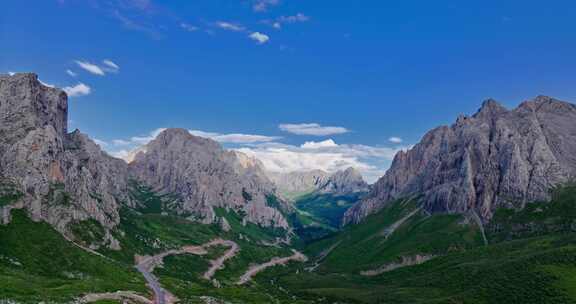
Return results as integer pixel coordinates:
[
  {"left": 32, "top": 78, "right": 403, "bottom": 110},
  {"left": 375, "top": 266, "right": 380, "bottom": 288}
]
[
  {"left": 129, "top": 128, "right": 289, "bottom": 229},
  {"left": 0, "top": 73, "right": 131, "bottom": 247},
  {"left": 344, "top": 96, "right": 576, "bottom": 225}
]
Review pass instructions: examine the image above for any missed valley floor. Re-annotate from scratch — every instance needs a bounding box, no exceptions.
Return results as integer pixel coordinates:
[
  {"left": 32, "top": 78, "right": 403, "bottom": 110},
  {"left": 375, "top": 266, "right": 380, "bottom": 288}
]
[{"left": 2, "top": 185, "right": 576, "bottom": 303}]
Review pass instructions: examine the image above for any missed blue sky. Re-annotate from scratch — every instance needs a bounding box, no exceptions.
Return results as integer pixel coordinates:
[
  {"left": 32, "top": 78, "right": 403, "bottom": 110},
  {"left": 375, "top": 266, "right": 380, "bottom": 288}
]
[{"left": 2, "top": 0, "right": 576, "bottom": 182}]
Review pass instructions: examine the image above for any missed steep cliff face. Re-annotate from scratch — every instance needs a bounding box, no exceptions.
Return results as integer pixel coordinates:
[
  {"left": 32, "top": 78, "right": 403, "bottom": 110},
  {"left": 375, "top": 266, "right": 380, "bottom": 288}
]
[
  {"left": 344, "top": 96, "right": 576, "bottom": 225},
  {"left": 0, "top": 73, "right": 131, "bottom": 247},
  {"left": 129, "top": 128, "right": 289, "bottom": 229}
]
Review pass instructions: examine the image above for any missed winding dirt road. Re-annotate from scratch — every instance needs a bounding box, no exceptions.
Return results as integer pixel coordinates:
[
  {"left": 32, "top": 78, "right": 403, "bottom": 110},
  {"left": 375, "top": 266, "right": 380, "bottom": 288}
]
[
  {"left": 202, "top": 239, "right": 239, "bottom": 280},
  {"left": 236, "top": 250, "right": 307, "bottom": 285},
  {"left": 135, "top": 239, "right": 239, "bottom": 304}
]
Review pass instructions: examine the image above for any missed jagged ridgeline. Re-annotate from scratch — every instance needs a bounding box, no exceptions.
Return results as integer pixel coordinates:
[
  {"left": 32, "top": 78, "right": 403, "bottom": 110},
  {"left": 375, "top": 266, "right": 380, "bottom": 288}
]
[{"left": 345, "top": 97, "right": 576, "bottom": 225}]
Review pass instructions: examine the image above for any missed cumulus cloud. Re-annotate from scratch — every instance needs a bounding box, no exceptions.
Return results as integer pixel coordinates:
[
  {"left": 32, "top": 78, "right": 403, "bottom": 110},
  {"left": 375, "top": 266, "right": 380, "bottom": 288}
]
[
  {"left": 249, "top": 32, "right": 270, "bottom": 44},
  {"left": 389, "top": 137, "right": 403, "bottom": 143},
  {"left": 301, "top": 139, "right": 338, "bottom": 149},
  {"left": 253, "top": 0, "right": 280, "bottom": 12},
  {"left": 63, "top": 83, "right": 91, "bottom": 97},
  {"left": 66, "top": 69, "right": 77, "bottom": 77},
  {"left": 216, "top": 21, "right": 245, "bottom": 32},
  {"left": 279, "top": 123, "right": 349, "bottom": 136},
  {"left": 237, "top": 139, "right": 406, "bottom": 183},
  {"left": 75, "top": 60, "right": 105, "bottom": 76}
]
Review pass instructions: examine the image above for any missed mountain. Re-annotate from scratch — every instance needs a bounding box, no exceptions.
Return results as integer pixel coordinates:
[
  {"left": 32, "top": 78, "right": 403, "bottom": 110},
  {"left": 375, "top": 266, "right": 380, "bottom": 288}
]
[
  {"left": 318, "top": 167, "right": 370, "bottom": 195},
  {"left": 0, "top": 73, "right": 131, "bottom": 248},
  {"left": 0, "top": 73, "right": 291, "bottom": 249},
  {"left": 129, "top": 128, "right": 289, "bottom": 229},
  {"left": 268, "top": 170, "right": 330, "bottom": 199},
  {"left": 344, "top": 96, "right": 576, "bottom": 225},
  {"left": 269, "top": 167, "right": 369, "bottom": 200},
  {"left": 270, "top": 168, "right": 370, "bottom": 241}
]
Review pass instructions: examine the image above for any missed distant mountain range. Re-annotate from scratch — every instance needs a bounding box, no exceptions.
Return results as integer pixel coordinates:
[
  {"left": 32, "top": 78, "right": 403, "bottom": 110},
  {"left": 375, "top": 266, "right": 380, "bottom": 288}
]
[{"left": 268, "top": 167, "right": 370, "bottom": 200}]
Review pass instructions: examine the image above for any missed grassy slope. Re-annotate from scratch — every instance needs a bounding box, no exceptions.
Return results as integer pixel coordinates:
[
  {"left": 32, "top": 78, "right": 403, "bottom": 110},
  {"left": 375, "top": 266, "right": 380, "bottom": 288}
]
[
  {"left": 102, "top": 184, "right": 296, "bottom": 303},
  {"left": 287, "top": 192, "right": 364, "bottom": 245},
  {"left": 253, "top": 188, "right": 576, "bottom": 304},
  {"left": 0, "top": 210, "right": 147, "bottom": 303},
  {"left": 0, "top": 180, "right": 22, "bottom": 207},
  {"left": 306, "top": 198, "right": 483, "bottom": 273},
  {"left": 487, "top": 184, "right": 576, "bottom": 242},
  {"left": 261, "top": 234, "right": 576, "bottom": 304},
  {"left": 295, "top": 192, "right": 364, "bottom": 228}
]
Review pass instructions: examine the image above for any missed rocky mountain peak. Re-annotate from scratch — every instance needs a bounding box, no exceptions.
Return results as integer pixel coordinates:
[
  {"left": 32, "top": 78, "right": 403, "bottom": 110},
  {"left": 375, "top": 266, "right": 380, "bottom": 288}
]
[
  {"left": 129, "top": 128, "right": 289, "bottom": 229},
  {"left": 0, "top": 73, "right": 131, "bottom": 249},
  {"left": 343, "top": 96, "right": 576, "bottom": 225},
  {"left": 0, "top": 73, "right": 68, "bottom": 155},
  {"left": 473, "top": 98, "right": 508, "bottom": 121}
]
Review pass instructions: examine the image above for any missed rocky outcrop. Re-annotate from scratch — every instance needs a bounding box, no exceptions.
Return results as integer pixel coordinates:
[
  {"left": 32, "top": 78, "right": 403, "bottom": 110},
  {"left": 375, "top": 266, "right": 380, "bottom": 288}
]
[
  {"left": 344, "top": 96, "right": 576, "bottom": 225},
  {"left": 318, "top": 167, "right": 370, "bottom": 195},
  {"left": 129, "top": 128, "right": 289, "bottom": 229},
  {"left": 0, "top": 73, "right": 131, "bottom": 247}
]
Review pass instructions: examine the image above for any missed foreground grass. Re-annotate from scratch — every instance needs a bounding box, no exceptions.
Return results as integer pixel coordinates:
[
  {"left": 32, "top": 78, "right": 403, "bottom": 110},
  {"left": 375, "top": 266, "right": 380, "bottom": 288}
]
[{"left": 0, "top": 210, "right": 147, "bottom": 303}]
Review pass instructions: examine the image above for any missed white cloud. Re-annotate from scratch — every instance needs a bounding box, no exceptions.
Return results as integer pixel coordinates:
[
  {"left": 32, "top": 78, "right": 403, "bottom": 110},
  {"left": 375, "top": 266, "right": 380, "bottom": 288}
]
[
  {"left": 66, "top": 69, "right": 77, "bottom": 77},
  {"left": 301, "top": 139, "right": 338, "bottom": 149},
  {"left": 63, "top": 83, "right": 91, "bottom": 97},
  {"left": 216, "top": 21, "right": 245, "bottom": 32},
  {"left": 75, "top": 60, "right": 105, "bottom": 76},
  {"left": 8, "top": 72, "right": 15, "bottom": 76},
  {"left": 102, "top": 59, "right": 120, "bottom": 72},
  {"left": 112, "top": 139, "right": 132, "bottom": 146},
  {"left": 253, "top": 0, "right": 280, "bottom": 12},
  {"left": 279, "top": 123, "right": 349, "bottom": 136},
  {"left": 189, "top": 130, "right": 279, "bottom": 143},
  {"left": 237, "top": 140, "right": 405, "bottom": 183},
  {"left": 249, "top": 32, "right": 270, "bottom": 44},
  {"left": 96, "top": 127, "right": 405, "bottom": 183},
  {"left": 93, "top": 138, "right": 108, "bottom": 147},
  {"left": 130, "top": 128, "right": 167, "bottom": 145},
  {"left": 278, "top": 13, "right": 310, "bottom": 24},
  {"left": 264, "top": 13, "right": 310, "bottom": 29},
  {"left": 180, "top": 22, "right": 199, "bottom": 32},
  {"left": 39, "top": 79, "right": 55, "bottom": 88},
  {"left": 389, "top": 137, "right": 403, "bottom": 143}
]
